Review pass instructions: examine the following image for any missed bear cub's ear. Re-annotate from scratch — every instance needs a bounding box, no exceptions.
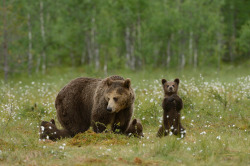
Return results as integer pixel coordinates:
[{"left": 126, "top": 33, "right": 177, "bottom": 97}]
[
  {"left": 132, "top": 119, "right": 137, "bottom": 125},
  {"left": 124, "top": 78, "right": 131, "bottom": 89},
  {"left": 50, "top": 119, "right": 55, "bottom": 125},
  {"left": 162, "top": 79, "right": 167, "bottom": 85},
  {"left": 106, "top": 78, "right": 113, "bottom": 86},
  {"left": 174, "top": 78, "right": 180, "bottom": 85}
]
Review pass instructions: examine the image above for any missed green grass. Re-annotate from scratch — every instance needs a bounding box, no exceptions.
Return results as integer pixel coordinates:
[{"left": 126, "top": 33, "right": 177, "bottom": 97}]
[{"left": 0, "top": 66, "right": 249, "bottom": 165}]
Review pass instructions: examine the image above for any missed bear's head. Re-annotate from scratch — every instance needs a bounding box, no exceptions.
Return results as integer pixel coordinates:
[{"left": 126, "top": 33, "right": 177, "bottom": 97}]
[
  {"left": 162, "top": 78, "right": 179, "bottom": 96},
  {"left": 126, "top": 118, "right": 144, "bottom": 138},
  {"left": 104, "top": 78, "right": 134, "bottom": 113}
]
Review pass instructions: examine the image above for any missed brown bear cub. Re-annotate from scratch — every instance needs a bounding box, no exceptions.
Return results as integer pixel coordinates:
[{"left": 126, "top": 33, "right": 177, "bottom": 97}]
[
  {"left": 40, "top": 75, "right": 136, "bottom": 141},
  {"left": 39, "top": 119, "right": 71, "bottom": 141},
  {"left": 124, "top": 118, "right": 144, "bottom": 138},
  {"left": 157, "top": 78, "right": 186, "bottom": 138}
]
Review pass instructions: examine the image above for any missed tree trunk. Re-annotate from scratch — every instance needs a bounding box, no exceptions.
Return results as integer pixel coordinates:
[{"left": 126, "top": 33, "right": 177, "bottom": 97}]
[
  {"left": 125, "top": 26, "right": 131, "bottom": 68},
  {"left": 27, "top": 13, "right": 33, "bottom": 76},
  {"left": 40, "top": 1, "right": 46, "bottom": 74},
  {"left": 194, "top": 48, "right": 198, "bottom": 68},
  {"left": 81, "top": 49, "right": 85, "bottom": 65},
  {"left": 81, "top": 41, "right": 86, "bottom": 65},
  {"left": 86, "top": 33, "right": 92, "bottom": 64},
  {"left": 217, "top": 32, "right": 222, "bottom": 71},
  {"left": 104, "top": 48, "right": 108, "bottom": 76},
  {"left": 3, "top": 0, "right": 8, "bottom": 82},
  {"left": 178, "top": 30, "right": 186, "bottom": 70},
  {"left": 91, "top": 17, "right": 96, "bottom": 67},
  {"left": 166, "top": 38, "right": 171, "bottom": 68},
  {"left": 70, "top": 51, "right": 75, "bottom": 67},
  {"left": 189, "top": 31, "right": 193, "bottom": 65},
  {"left": 95, "top": 45, "right": 100, "bottom": 71},
  {"left": 136, "top": 16, "right": 142, "bottom": 68},
  {"left": 229, "top": 4, "right": 236, "bottom": 62},
  {"left": 130, "top": 25, "right": 136, "bottom": 70},
  {"left": 181, "top": 53, "right": 185, "bottom": 69}
]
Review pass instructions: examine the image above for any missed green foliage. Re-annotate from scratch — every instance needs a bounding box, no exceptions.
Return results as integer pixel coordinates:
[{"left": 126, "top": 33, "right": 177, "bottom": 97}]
[
  {"left": 238, "top": 21, "right": 250, "bottom": 55},
  {"left": 1, "top": 0, "right": 250, "bottom": 78}
]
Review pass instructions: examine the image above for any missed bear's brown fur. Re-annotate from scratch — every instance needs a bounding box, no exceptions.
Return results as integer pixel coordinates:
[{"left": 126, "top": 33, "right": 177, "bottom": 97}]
[
  {"left": 125, "top": 118, "right": 144, "bottom": 138},
  {"left": 39, "top": 119, "right": 71, "bottom": 141},
  {"left": 157, "top": 78, "right": 186, "bottom": 138},
  {"left": 40, "top": 75, "right": 135, "bottom": 140}
]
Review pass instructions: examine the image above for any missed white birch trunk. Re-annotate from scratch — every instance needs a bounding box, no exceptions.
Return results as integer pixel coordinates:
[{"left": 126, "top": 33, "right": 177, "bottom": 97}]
[
  {"left": 166, "top": 38, "right": 171, "bottom": 68},
  {"left": 189, "top": 31, "right": 193, "bottom": 65},
  {"left": 130, "top": 26, "right": 136, "bottom": 70},
  {"left": 125, "top": 27, "right": 131, "bottom": 68},
  {"left": 3, "top": 0, "right": 8, "bottom": 82},
  {"left": 194, "top": 48, "right": 198, "bottom": 68},
  {"left": 217, "top": 32, "right": 222, "bottom": 70},
  {"left": 86, "top": 33, "right": 92, "bottom": 64},
  {"left": 70, "top": 52, "right": 75, "bottom": 67},
  {"left": 95, "top": 46, "right": 100, "bottom": 70},
  {"left": 27, "top": 13, "right": 33, "bottom": 75},
  {"left": 40, "top": 1, "right": 46, "bottom": 74}
]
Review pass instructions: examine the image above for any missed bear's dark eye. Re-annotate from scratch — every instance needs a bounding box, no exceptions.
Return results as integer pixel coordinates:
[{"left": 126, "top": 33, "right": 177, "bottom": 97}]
[
  {"left": 113, "top": 97, "right": 118, "bottom": 102},
  {"left": 173, "top": 85, "right": 175, "bottom": 87},
  {"left": 107, "top": 97, "right": 110, "bottom": 101},
  {"left": 167, "top": 85, "right": 169, "bottom": 87}
]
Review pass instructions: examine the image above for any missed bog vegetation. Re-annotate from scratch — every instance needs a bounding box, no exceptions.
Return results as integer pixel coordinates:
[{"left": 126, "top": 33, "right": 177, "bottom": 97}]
[{"left": 0, "top": 68, "right": 249, "bottom": 165}]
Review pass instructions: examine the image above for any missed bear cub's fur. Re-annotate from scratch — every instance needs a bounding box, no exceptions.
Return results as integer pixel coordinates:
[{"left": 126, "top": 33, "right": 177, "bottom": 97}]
[
  {"left": 157, "top": 78, "right": 186, "bottom": 138},
  {"left": 125, "top": 118, "right": 144, "bottom": 138}
]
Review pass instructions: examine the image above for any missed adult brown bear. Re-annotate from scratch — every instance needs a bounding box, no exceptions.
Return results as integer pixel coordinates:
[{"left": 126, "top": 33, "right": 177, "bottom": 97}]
[{"left": 39, "top": 76, "right": 135, "bottom": 140}]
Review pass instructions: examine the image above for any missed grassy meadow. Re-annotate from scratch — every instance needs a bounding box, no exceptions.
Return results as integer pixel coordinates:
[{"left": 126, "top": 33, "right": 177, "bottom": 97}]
[{"left": 0, "top": 66, "right": 249, "bottom": 165}]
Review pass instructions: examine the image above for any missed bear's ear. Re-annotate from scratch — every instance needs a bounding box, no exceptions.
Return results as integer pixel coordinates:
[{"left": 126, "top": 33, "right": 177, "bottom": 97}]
[
  {"left": 174, "top": 78, "right": 180, "bottom": 85},
  {"left": 132, "top": 119, "right": 137, "bottom": 125},
  {"left": 106, "top": 78, "right": 113, "bottom": 86},
  {"left": 124, "top": 78, "right": 131, "bottom": 89},
  {"left": 162, "top": 79, "right": 167, "bottom": 85},
  {"left": 50, "top": 119, "right": 55, "bottom": 125}
]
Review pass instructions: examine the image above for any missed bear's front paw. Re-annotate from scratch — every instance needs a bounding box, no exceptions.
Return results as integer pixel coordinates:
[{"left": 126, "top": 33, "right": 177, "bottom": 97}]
[{"left": 167, "top": 97, "right": 175, "bottom": 102}]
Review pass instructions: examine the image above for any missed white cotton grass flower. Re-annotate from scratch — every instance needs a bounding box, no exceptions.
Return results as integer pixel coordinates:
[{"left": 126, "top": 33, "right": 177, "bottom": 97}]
[
  {"left": 41, "top": 126, "right": 45, "bottom": 131},
  {"left": 216, "top": 136, "right": 221, "bottom": 140},
  {"left": 59, "top": 146, "right": 64, "bottom": 150},
  {"left": 200, "top": 131, "right": 206, "bottom": 135}
]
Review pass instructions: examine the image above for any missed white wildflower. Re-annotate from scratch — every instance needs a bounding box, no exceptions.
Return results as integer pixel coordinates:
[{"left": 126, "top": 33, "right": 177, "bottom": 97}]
[
  {"left": 59, "top": 146, "right": 64, "bottom": 150},
  {"left": 41, "top": 126, "right": 44, "bottom": 131},
  {"left": 200, "top": 131, "right": 206, "bottom": 135}
]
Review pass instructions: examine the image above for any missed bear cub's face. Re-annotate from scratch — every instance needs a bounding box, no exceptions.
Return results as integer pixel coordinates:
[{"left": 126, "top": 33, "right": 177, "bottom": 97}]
[
  {"left": 126, "top": 119, "right": 144, "bottom": 138},
  {"left": 162, "top": 78, "right": 179, "bottom": 96},
  {"left": 105, "top": 78, "right": 133, "bottom": 113}
]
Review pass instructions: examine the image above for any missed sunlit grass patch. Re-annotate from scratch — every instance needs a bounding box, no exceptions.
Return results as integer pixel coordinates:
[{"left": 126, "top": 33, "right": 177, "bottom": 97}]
[{"left": 67, "top": 130, "right": 128, "bottom": 146}]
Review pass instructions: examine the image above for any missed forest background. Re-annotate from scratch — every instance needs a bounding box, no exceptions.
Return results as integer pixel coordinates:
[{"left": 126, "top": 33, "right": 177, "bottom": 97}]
[{"left": 0, "top": 0, "right": 250, "bottom": 80}]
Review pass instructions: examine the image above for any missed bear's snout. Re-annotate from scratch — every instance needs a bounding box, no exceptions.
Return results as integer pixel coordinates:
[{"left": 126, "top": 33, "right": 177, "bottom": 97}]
[
  {"left": 169, "top": 87, "right": 174, "bottom": 92},
  {"left": 107, "top": 107, "right": 112, "bottom": 112}
]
